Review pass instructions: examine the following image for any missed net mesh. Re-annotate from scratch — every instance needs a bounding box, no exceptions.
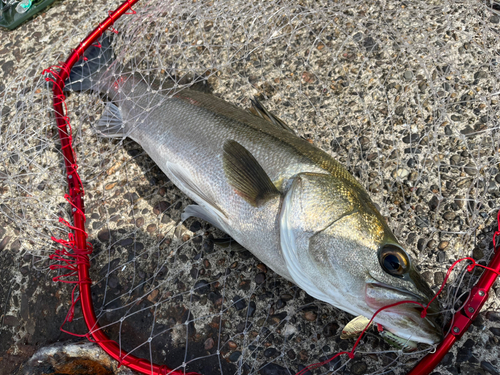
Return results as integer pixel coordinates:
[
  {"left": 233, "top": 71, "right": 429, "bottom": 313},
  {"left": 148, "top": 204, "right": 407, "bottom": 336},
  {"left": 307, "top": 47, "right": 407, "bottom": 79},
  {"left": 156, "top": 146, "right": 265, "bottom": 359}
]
[{"left": 1, "top": 0, "right": 500, "bottom": 374}]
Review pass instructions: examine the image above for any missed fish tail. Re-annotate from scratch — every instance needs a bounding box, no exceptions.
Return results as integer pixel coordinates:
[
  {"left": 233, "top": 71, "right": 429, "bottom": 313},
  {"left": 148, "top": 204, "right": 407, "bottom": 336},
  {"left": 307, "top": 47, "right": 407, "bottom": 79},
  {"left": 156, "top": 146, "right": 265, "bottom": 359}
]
[{"left": 64, "top": 33, "right": 115, "bottom": 92}]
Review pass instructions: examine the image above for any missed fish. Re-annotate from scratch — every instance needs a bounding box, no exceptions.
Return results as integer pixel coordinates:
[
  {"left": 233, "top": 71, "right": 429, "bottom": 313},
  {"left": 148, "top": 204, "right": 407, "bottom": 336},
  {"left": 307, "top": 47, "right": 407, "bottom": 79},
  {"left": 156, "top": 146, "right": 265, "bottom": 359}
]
[{"left": 61, "top": 34, "right": 443, "bottom": 345}]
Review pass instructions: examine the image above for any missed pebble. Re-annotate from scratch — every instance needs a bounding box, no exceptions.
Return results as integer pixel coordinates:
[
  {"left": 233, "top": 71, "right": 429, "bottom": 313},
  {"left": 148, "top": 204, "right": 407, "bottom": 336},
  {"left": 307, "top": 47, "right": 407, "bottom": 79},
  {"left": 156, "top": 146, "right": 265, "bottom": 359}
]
[
  {"left": 204, "top": 337, "right": 214, "bottom": 350},
  {"left": 403, "top": 70, "right": 413, "bottom": 81},
  {"left": 153, "top": 201, "right": 170, "bottom": 215},
  {"left": 464, "top": 162, "right": 477, "bottom": 176},
  {"left": 490, "top": 16, "right": 500, "bottom": 24},
  {"left": 395, "top": 106, "right": 405, "bottom": 116},
  {"left": 255, "top": 273, "right": 266, "bottom": 284},
  {"left": 190, "top": 221, "right": 202, "bottom": 232},
  {"left": 194, "top": 280, "right": 211, "bottom": 294},
  {"left": 233, "top": 295, "right": 247, "bottom": 310},
  {"left": 247, "top": 301, "right": 256, "bottom": 317},
  {"left": 263, "top": 348, "right": 277, "bottom": 357},
  {"left": 486, "top": 312, "right": 500, "bottom": 322},
  {"left": 107, "top": 275, "right": 119, "bottom": 289},
  {"left": 489, "top": 327, "right": 500, "bottom": 336},
  {"left": 0, "top": 236, "right": 11, "bottom": 251},
  {"left": 135, "top": 217, "right": 144, "bottom": 227},
  {"left": 259, "top": 363, "right": 289, "bottom": 375},
  {"left": 392, "top": 168, "right": 410, "bottom": 179},
  {"left": 434, "top": 272, "right": 445, "bottom": 286},
  {"left": 402, "top": 133, "right": 420, "bottom": 144},
  {"left": 146, "top": 224, "right": 157, "bottom": 233},
  {"left": 438, "top": 241, "right": 449, "bottom": 250},
  {"left": 323, "top": 322, "right": 339, "bottom": 337},
  {"left": 98, "top": 229, "right": 111, "bottom": 242},
  {"left": 350, "top": 360, "right": 368, "bottom": 375},
  {"left": 304, "top": 311, "right": 317, "bottom": 321},
  {"left": 455, "top": 195, "right": 466, "bottom": 208},
  {"left": 228, "top": 351, "right": 241, "bottom": 362},
  {"left": 481, "top": 361, "right": 499, "bottom": 375},
  {"left": 443, "top": 211, "right": 456, "bottom": 221},
  {"left": 228, "top": 341, "right": 238, "bottom": 350}
]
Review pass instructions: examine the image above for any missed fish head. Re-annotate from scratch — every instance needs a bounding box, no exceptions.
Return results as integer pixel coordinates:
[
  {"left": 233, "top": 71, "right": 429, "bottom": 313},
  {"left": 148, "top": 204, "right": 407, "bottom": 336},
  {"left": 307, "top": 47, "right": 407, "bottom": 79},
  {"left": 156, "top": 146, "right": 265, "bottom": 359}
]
[{"left": 280, "top": 172, "right": 442, "bottom": 345}]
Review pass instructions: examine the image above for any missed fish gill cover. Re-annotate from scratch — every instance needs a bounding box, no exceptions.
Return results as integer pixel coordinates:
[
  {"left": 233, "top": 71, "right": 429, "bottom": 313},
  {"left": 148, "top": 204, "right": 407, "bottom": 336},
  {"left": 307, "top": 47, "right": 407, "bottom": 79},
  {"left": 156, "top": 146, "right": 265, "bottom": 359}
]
[{"left": 0, "top": 0, "right": 500, "bottom": 374}]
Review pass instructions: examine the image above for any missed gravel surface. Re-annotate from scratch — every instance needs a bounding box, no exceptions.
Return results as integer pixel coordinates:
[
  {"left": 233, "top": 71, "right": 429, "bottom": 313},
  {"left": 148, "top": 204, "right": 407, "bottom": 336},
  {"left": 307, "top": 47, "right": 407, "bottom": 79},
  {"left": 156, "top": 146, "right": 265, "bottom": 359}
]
[{"left": 1, "top": 1, "right": 500, "bottom": 375}]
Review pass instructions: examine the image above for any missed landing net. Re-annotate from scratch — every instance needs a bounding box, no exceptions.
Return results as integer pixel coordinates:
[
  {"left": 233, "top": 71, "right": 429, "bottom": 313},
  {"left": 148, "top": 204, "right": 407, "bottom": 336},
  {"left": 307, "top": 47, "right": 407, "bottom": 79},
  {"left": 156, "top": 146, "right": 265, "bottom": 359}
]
[{"left": 1, "top": 0, "right": 500, "bottom": 374}]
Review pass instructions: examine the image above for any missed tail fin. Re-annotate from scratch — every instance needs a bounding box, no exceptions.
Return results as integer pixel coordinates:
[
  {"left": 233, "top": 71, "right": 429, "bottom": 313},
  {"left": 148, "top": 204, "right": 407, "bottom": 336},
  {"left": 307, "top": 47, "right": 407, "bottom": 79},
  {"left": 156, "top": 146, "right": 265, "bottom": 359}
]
[{"left": 64, "top": 34, "right": 115, "bottom": 92}]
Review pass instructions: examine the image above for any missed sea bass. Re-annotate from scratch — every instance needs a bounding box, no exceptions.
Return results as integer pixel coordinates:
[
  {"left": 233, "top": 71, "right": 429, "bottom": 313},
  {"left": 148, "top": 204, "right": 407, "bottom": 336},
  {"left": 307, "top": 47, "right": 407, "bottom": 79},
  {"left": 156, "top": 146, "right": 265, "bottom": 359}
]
[{"left": 63, "top": 35, "right": 442, "bottom": 345}]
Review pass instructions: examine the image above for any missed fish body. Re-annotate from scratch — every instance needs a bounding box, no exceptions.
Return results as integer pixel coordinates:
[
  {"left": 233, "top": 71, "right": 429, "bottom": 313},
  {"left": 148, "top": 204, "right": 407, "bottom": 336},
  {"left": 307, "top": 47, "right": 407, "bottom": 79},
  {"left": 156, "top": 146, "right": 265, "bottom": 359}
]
[{"left": 64, "top": 36, "right": 442, "bottom": 345}]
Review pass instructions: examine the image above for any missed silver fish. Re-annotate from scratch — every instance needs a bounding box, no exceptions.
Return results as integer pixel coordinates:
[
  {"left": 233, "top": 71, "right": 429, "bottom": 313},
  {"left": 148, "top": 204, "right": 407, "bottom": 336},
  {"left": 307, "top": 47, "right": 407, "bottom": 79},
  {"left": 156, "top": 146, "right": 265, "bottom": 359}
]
[{"left": 63, "top": 35, "right": 442, "bottom": 345}]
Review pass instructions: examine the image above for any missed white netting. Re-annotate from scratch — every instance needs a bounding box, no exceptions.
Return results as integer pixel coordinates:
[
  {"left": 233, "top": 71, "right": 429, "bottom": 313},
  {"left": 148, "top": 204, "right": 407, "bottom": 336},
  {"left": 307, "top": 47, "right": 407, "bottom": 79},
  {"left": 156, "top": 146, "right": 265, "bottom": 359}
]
[{"left": 1, "top": 0, "right": 500, "bottom": 374}]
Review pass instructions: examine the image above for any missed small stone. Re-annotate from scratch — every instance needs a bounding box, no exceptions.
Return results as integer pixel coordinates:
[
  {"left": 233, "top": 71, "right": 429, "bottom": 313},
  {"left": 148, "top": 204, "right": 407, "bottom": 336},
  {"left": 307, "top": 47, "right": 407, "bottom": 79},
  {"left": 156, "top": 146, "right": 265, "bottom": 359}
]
[
  {"left": 402, "top": 133, "right": 420, "bottom": 143},
  {"left": 489, "top": 327, "right": 500, "bottom": 336},
  {"left": 0, "top": 236, "right": 11, "bottom": 251},
  {"left": 20, "top": 266, "right": 29, "bottom": 276},
  {"left": 153, "top": 201, "right": 170, "bottom": 215},
  {"left": 259, "top": 363, "right": 288, "bottom": 375},
  {"left": 455, "top": 195, "right": 466, "bottom": 209},
  {"left": 264, "top": 348, "right": 277, "bottom": 357},
  {"left": 490, "top": 16, "right": 500, "bottom": 24},
  {"left": 443, "top": 211, "right": 456, "bottom": 221},
  {"left": 359, "top": 136, "right": 370, "bottom": 151},
  {"left": 190, "top": 221, "right": 202, "bottom": 232},
  {"left": 304, "top": 311, "right": 317, "bottom": 321},
  {"left": 98, "top": 229, "right": 111, "bottom": 242},
  {"left": 486, "top": 312, "right": 500, "bottom": 322},
  {"left": 233, "top": 295, "right": 247, "bottom": 310},
  {"left": 108, "top": 275, "right": 119, "bottom": 289},
  {"left": 464, "top": 163, "right": 477, "bottom": 176},
  {"left": 228, "top": 341, "right": 238, "bottom": 350},
  {"left": 474, "top": 71, "right": 488, "bottom": 80},
  {"left": 323, "top": 322, "right": 339, "bottom": 337},
  {"left": 256, "top": 263, "right": 267, "bottom": 273},
  {"left": 287, "top": 349, "right": 296, "bottom": 360},
  {"left": 123, "top": 192, "right": 139, "bottom": 202},
  {"left": 395, "top": 106, "right": 405, "bottom": 116},
  {"left": 255, "top": 273, "right": 266, "bottom": 284},
  {"left": 403, "top": 70, "right": 413, "bottom": 81},
  {"left": 350, "top": 360, "right": 368, "bottom": 375},
  {"left": 451, "top": 115, "right": 461, "bottom": 121},
  {"left": 481, "top": 361, "right": 499, "bottom": 375},
  {"left": 438, "top": 241, "right": 449, "bottom": 250},
  {"left": 194, "top": 280, "right": 211, "bottom": 294},
  {"left": 146, "top": 224, "right": 157, "bottom": 233},
  {"left": 444, "top": 125, "right": 453, "bottom": 135},
  {"left": 392, "top": 168, "right": 410, "bottom": 179},
  {"left": 456, "top": 346, "right": 473, "bottom": 362},
  {"left": 204, "top": 337, "right": 214, "bottom": 350},
  {"left": 10, "top": 239, "right": 21, "bottom": 251},
  {"left": 247, "top": 301, "right": 256, "bottom": 317},
  {"left": 135, "top": 217, "right": 144, "bottom": 227},
  {"left": 4, "top": 315, "right": 19, "bottom": 326},
  {"left": 434, "top": 272, "right": 445, "bottom": 286},
  {"left": 228, "top": 351, "right": 241, "bottom": 362},
  {"left": 460, "top": 125, "right": 476, "bottom": 137}
]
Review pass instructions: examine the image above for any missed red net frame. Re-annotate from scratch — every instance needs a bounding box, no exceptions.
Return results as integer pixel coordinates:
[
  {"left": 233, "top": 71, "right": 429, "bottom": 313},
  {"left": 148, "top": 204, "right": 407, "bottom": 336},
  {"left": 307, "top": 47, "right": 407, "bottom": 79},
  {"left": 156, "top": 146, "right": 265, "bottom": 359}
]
[{"left": 44, "top": 0, "right": 500, "bottom": 374}]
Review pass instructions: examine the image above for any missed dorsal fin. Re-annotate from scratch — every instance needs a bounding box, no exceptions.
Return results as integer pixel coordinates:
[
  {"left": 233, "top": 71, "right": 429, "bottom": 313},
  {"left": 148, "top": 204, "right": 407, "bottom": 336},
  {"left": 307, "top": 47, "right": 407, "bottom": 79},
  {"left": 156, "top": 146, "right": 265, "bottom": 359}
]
[{"left": 249, "top": 97, "right": 295, "bottom": 134}]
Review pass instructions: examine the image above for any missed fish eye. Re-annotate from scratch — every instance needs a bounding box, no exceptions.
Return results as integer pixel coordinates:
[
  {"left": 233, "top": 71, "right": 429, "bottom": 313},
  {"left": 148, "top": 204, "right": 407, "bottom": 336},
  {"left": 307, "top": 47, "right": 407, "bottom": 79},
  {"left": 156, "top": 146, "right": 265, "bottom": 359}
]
[{"left": 378, "top": 244, "right": 410, "bottom": 277}]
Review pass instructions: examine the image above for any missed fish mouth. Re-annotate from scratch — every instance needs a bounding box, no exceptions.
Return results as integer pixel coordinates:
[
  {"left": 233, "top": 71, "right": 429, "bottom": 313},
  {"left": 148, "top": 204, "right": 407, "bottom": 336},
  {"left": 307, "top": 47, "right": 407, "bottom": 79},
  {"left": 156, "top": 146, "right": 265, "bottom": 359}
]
[{"left": 365, "top": 281, "right": 443, "bottom": 344}]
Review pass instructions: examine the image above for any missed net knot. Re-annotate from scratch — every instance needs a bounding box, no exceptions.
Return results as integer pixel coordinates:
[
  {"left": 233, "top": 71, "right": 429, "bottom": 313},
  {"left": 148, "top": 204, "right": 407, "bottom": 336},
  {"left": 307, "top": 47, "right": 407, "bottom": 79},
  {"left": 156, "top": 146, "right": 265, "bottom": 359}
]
[{"left": 420, "top": 307, "right": 428, "bottom": 319}]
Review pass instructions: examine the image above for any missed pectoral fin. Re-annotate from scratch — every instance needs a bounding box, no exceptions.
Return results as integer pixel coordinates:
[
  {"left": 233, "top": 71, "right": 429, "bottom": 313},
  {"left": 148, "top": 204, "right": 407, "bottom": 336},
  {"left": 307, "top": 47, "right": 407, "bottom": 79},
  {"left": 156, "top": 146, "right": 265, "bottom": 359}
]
[{"left": 222, "top": 140, "right": 280, "bottom": 207}]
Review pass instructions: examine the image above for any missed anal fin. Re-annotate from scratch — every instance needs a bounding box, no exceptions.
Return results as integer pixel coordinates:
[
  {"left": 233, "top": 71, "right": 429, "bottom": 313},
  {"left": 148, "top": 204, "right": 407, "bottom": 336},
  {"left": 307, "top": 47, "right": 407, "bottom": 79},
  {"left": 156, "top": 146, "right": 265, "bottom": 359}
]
[{"left": 96, "top": 102, "right": 125, "bottom": 138}]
